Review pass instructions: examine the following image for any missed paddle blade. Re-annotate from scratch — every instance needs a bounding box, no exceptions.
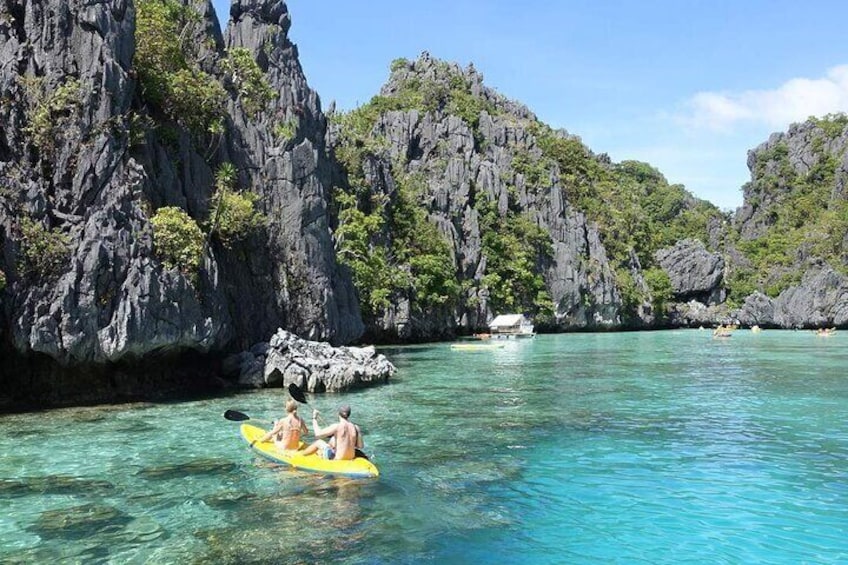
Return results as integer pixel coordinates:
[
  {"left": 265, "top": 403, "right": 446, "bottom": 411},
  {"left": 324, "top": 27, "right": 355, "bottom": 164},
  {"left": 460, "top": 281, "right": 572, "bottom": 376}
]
[
  {"left": 223, "top": 409, "right": 250, "bottom": 422},
  {"left": 288, "top": 383, "right": 308, "bottom": 404}
]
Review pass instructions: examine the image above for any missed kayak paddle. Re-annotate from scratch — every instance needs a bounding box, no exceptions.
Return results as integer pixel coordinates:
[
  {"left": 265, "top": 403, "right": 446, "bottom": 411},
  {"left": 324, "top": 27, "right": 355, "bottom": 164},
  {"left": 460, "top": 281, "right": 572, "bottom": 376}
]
[
  {"left": 223, "top": 409, "right": 251, "bottom": 422},
  {"left": 288, "top": 382, "right": 327, "bottom": 425},
  {"left": 223, "top": 410, "right": 275, "bottom": 428},
  {"left": 288, "top": 383, "right": 308, "bottom": 404}
]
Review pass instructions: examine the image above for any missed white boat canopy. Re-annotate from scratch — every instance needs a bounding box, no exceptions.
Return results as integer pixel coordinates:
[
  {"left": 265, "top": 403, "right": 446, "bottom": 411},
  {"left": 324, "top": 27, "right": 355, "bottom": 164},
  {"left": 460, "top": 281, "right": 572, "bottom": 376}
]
[{"left": 489, "top": 314, "right": 527, "bottom": 330}]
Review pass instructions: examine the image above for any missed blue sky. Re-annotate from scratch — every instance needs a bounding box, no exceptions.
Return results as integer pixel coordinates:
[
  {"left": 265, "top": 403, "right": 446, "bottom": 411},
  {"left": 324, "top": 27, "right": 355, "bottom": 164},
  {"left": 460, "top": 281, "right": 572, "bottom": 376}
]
[{"left": 212, "top": 1, "right": 848, "bottom": 210}]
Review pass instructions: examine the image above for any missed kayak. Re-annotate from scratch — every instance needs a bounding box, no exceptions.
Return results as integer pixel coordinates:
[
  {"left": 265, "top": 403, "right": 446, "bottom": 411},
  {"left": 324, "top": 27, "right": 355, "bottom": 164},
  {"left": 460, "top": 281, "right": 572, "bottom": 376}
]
[
  {"left": 450, "top": 342, "right": 506, "bottom": 351},
  {"left": 240, "top": 423, "right": 379, "bottom": 478}
]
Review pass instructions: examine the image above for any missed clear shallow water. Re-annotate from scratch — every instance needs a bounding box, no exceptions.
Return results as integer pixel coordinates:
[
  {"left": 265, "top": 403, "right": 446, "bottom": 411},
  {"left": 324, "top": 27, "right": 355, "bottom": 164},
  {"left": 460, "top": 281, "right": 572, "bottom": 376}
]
[{"left": 1, "top": 330, "right": 847, "bottom": 563}]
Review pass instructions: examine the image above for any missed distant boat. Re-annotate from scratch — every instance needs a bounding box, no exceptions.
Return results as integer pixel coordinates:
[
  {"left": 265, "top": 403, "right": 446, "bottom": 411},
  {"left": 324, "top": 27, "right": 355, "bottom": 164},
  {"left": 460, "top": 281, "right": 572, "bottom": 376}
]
[
  {"left": 751, "top": 325, "right": 762, "bottom": 333},
  {"left": 815, "top": 327, "right": 837, "bottom": 337},
  {"left": 488, "top": 314, "right": 535, "bottom": 339},
  {"left": 470, "top": 333, "right": 492, "bottom": 340},
  {"left": 450, "top": 342, "right": 506, "bottom": 351},
  {"left": 713, "top": 325, "right": 733, "bottom": 338}
]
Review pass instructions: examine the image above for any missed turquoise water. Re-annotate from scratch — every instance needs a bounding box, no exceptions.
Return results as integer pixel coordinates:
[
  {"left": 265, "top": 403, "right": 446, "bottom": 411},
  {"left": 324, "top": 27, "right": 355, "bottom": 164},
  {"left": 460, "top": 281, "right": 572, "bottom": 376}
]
[{"left": 1, "top": 330, "right": 847, "bottom": 563}]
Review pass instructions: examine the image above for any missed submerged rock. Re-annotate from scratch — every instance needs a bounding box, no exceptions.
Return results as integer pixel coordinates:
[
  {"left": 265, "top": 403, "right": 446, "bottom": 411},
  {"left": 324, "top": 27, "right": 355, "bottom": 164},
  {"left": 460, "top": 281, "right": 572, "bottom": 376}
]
[
  {"left": 260, "top": 329, "right": 395, "bottom": 392},
  {"left": 135, "top": 458, "right": 238, "bottom": 481},
  {"left": 28, "top": 503, "right": 132, "bottom": 540},
  {"left": 0, "top": 475, "right": 115, "bottom": 498}
]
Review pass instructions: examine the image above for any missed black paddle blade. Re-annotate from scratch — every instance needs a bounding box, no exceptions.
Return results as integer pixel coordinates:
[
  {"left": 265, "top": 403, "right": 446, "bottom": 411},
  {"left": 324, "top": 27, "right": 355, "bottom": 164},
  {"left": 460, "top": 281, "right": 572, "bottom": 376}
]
[
  {"left": 288, "top": 383, "right": 308, "bottom": 404},
  {"left": 223, "top": 409, "right": 250, "bottom": 422}
]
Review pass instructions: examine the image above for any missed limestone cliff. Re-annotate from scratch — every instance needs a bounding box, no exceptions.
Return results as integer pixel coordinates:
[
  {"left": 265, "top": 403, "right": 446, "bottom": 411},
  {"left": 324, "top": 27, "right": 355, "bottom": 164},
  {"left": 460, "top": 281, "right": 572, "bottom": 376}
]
[
  {"left": 327, "top": 54, "right": 723, "bottom": 340},
  {"left": 327, "top": 56, "right": 848, "bottom": 336},
  {"left": 0, "top": 0, "right": 361, "bottom": 408},
  {"left": 727, "top": 116, "right": 848, "bottom": 328}
]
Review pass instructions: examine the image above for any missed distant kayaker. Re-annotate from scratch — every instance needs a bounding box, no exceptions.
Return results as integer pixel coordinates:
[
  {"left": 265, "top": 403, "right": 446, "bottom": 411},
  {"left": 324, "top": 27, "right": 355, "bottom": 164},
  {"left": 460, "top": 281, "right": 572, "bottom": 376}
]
[
  {"left": 301, "top": 405, "right": 363, "bottom": 461},
  {"left": 250, "top": 399, "right": 308, "bottom": 451}
]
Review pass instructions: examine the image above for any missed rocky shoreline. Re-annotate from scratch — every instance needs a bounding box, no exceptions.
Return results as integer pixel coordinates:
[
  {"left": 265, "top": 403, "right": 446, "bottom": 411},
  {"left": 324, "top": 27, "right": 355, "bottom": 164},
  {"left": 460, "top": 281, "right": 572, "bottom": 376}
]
[
  {"left": 224, "top": 329, "right": 396, "bottom": 393},
  {"left": 0, "top": 329, "right": 396, "bottom": 413}
]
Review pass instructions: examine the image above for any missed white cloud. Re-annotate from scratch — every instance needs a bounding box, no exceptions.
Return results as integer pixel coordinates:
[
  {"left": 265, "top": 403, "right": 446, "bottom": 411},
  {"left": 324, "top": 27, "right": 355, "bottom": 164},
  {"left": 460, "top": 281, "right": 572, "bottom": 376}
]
[{"left": 679, "top": 64, "right": 848, "bottom": 132}]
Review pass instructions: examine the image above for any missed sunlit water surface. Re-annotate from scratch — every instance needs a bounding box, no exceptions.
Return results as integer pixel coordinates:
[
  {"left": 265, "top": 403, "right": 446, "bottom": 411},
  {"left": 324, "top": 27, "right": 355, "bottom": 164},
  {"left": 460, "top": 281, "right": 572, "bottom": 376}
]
[{"left": 1, "top": 330, "right": 847, "bottom": 563}]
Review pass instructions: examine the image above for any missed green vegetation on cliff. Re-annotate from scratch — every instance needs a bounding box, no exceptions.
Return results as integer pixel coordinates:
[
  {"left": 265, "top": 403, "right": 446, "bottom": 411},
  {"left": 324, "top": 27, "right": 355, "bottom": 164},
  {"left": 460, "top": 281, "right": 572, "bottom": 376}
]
[
  {"left": 220, "top": 47, "right": 275, "bottom": 118},
  {"left": 18, "top": 218, "right": 70, "bottom": 280},
  {"left": 208, "top": 163, "right": 265, "bottom": 248},
  {"left": 476, "top": 198, "right": 554, "bottom": 319},
  {"left": 527, "top": 125, "right": 721, "bottom": 267},
  {"left": 516, "top": 123, "right": 722, "bottom": 316},
  {"left": 147, "top": 163, "right": 264, "bottom": 279},
  {"left": 331, "top": 60, "right": 560, "bottom": 321},
  {"left": 331, "top": 57, "right": 723, "bottom": 325},
  {"left": 333, "top": 160, "right": 459, "bottom": 317},
  {"left": 727, "top": 114, "right": 848, "bottom": 303},
  {"left": 135, "top": 0, "right": 227, "bottom": 136},
  {"left": 330, "top": 68, "right": 473, "bottom": 319},
  {"left": 22, "top": 78, "right": 82, "bottom": 157},
  {"left": 134, "top": 4, "right": 269, "bottom": 278},
  {"left": 150, "top": 207, "right": 205, "bottom": 278},
  {"left": 333, "top": 59, "right": 498, "bottom": 145}
]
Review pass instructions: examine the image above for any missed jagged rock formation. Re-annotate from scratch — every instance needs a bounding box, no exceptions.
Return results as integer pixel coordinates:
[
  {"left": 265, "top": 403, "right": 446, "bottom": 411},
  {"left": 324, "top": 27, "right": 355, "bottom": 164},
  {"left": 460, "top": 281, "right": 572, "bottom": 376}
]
[
  {"left": 655, "top": 239, "right": 725, "bottom": 305},
  {"left": 735, "top": 121, "right": 848, "bottom": 241},
  {"left": 237, "top": 329, "right": 395, "bottom": 392},
  {"left": 328, "top": 55, "right": 848, "bottom": 336},
  {"left": 0, "top": 0, "right": 361, "bottom": 408},
  {"left": 736, "top": 268, "right": 848, "bottom": 328},
  {"left": 377, "top": 57, "right": 626, "bottom": 334},
  {"left": 654, "top": 238, "right": 729, "bottom": 328},
  {"left": 328, "top": 54, "right": 726, "bottom": 340},
  {"left": 726, "top": 116, "right": 848, "bottom": 327},
  {"left": 221, "top": 1, "right": 362, "bottom": 345}
]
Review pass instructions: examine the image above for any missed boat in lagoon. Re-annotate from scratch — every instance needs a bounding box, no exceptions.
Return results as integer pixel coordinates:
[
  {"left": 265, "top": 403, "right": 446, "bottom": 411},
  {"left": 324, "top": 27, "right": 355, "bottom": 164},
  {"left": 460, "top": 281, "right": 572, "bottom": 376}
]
[
  {"left": 488, "top": 314, "right": 536, "bottom": 339},
  {"left": 450, "top": 342, "right": 507, "bottom": 351},
  {"left": 815, "top": 327, "right": 837, "bottom": 337},
  {"left": 713, "top": 325, "right": 733, "bottom": 338}
]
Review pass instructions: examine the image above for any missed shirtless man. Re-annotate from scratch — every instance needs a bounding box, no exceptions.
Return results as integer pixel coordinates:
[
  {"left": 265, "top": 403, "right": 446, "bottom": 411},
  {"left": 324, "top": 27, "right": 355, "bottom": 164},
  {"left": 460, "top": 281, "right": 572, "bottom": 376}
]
[
  {"left": 301, "top": 405, "right": 363, "bottom": 460},
  {"left": 250, "top": 399, "right": 308, "bottom": 451}
]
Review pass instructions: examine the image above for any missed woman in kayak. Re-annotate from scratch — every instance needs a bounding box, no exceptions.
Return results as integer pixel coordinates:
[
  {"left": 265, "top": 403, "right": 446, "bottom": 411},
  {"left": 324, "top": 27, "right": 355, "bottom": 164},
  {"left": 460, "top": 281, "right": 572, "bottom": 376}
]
[
  {"left": 301, "top": 405, "right": 363, "bottom": 460},
  {"left": 250, "top": 399, "right": 308, "bottom": 451}
]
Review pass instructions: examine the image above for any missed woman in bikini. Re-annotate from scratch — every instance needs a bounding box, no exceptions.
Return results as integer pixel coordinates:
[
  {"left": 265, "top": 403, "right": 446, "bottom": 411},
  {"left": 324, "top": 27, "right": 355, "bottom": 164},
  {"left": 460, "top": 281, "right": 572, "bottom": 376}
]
[{"left": 250, "top": 399, "right": 308, "bottom": 451}]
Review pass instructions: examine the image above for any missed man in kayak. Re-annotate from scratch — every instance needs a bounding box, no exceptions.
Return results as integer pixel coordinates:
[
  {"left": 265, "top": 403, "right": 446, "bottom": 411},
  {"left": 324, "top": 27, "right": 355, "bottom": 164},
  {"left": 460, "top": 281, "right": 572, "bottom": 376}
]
[
  {"left": 250, "top": 399, "right": 308, "bottom": 451},
  {"left": 301, "top": 405, "right": 363, "bottom": 460}
]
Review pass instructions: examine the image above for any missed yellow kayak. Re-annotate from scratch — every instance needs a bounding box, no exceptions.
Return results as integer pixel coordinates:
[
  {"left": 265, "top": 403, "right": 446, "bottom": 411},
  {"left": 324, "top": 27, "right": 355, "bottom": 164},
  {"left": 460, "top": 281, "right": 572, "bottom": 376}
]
[
  {"left": 450, "top": 342, "right": 506, "bottom": 351},
  {"left": 240, "top": 423, "right": 379, "bottom": 479}
]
